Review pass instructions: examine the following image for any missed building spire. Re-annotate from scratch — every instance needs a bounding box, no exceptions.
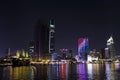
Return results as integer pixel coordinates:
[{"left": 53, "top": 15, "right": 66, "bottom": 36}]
[
  {"left": 107, "top": 35, "right": 114, "bottom": 46},
  {"left": 50, "top": 19, "right": 55, "bottom": 28}
]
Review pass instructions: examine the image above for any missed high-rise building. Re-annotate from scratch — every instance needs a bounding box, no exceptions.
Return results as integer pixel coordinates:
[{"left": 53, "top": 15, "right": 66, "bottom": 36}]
[
  {"left": 105, "top": 48, "right": 110, "bottom": 59},
  {"left": 34, "top": 19, "right": 49, "bottom": 59},
  {"left": 78, "top": 38, "right": 89, "bottom": 60},
  {"left": 100, "top": 48, "right": 105, "bottom": 59},
  {"left": 60, "top": 48, "right": 68, "bottom": 59},
  {"left": 5, "top": 48, "right": 10, "bottom": 58},
  {"left": 28, "top": 41, "right": 34, "bottom": 57},
  {"left": 49, "top": 19, "right": 55, "bottom": 54},
  {"left": 107, "top": 36, "right": 116, "bottom": 58}
]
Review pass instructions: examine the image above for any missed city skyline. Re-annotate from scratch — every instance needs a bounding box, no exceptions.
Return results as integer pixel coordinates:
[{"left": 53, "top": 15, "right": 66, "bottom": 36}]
[{"left": 0, "top": 0, "right": 120, "bottom": 56}]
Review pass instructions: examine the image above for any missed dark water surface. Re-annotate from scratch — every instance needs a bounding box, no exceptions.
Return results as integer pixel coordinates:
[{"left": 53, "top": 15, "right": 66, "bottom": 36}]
[{"left": 0, "top": 63, "right": 120, "bottom": 80}]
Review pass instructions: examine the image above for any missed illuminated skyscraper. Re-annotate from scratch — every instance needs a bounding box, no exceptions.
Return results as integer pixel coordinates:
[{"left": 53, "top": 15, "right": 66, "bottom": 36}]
[
  {"left": 78, "top": 38, "right": 89, "bottom": 60},
  {"left": 34, "top": 20, "right": 49, "bottom": 59},
  {"left": 49, "top": 19, "right": 55, "bottom": 54},
  {"left": 105, "top": 48, "right": 110, "bottom": 59},
  {"left": 28, "top": 41, "right": 34, "bottom": 57},
  {"left": 107, "top": 36, "right": 116, "bottom": 58}
]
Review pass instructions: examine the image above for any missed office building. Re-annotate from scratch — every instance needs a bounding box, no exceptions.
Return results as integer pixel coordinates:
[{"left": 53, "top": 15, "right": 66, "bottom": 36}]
[
  {"left": 34, "top": 19, "right": 49, "bottom": 59},
  {"left": 49, "top": 19, "right": 55, "bottom": 54},
  {"left": 107, "top": 36, "right": 116, "bottom": 58},
  {"left": 28, "top": 41, "right": 34, "bottom": 57},
  {"left": 78, "top": 38, "right": 89, "bottom": 60},
  {"left": 105, "top": 48, "right": 110, "bottom": 59}
]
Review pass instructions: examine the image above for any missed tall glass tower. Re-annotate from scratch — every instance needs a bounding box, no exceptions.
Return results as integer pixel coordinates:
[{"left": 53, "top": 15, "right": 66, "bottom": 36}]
[
  {"left": 107, "top": 36, "right": 116, "bottom": 58},
  {"left": 78, "top": 38, "right": 89, "bottom": 60},
  {"left": 49, "top": 19, "right": 55, "bottom": 54},
  {"left": 34, "top": 19, "right": 49, "bottom": 59}
]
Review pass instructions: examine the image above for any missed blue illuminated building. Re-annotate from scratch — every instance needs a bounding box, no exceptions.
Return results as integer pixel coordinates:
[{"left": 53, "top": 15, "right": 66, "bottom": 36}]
[{"left": 78, "top": 38, "right": 89, "bottom": 60}]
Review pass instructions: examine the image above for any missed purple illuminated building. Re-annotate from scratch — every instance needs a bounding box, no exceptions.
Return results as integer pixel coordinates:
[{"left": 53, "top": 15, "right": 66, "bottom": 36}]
[{"left": 78, "top": 38, "right": 89, "bottom": 60}]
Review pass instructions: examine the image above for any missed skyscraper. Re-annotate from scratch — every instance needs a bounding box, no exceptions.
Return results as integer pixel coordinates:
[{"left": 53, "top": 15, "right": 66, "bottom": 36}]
[
  {"left": 49, "top": 19, "right": 55, "bottom": 54},
  {"left": 105, "top": 48, "right": 110, "bottom": 59},
  {"left": 107, "top": 36, "right": 116, "bottom": 58},
  {"left": 34, "top": 19, "right": 49, "bottom": 59},
  {"left": 28, "top": 40, "right": 34, "bottom": 57},
  {"left": 78, "top": 38, "right": 89, "bottom": 60}
]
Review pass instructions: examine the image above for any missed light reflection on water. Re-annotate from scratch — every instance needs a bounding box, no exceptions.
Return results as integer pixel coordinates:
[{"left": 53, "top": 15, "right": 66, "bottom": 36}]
[{"left": 0, "top": 63, "right": 120, "bottom": 80}]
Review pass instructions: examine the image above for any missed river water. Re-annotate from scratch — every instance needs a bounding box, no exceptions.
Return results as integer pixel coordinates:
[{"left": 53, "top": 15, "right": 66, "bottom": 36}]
[{"left": 0, "top": 63, "right": 120, "bottom": 80}]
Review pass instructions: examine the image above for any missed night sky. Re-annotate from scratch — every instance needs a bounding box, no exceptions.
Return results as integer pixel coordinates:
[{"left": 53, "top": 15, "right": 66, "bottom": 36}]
[{"left": 0, "top": 0, "right": 120, "bottom": 56}]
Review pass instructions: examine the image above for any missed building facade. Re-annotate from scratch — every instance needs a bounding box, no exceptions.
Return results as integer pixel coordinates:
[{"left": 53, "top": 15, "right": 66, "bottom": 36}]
[
  {"left": 107, "top": 36, "right": 116, "bottom": 58},
  {"left": 28, "top": 41, "right": 34, "bottom": 58},
  {"left": 34, "top": 19, "right": 49, "bottom": 59},
  {"left": 78, "top": 38, "right": 89, "bottom": 60},
  {"left": 49, "top": 19, "right": 55, "bottom": 54}
]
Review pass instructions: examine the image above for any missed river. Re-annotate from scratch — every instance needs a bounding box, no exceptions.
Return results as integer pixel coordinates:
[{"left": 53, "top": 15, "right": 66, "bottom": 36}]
[{"left": 0, "top": 63, "right": 120, "bottom": 80}]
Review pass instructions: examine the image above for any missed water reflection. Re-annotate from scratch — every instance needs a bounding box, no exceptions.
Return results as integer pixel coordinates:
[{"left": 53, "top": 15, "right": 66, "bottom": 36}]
[
  {"left": 0, "top": 63, "right": 120, "bottom": 80},
  {"left": 105, "top": 63, "right": 120, "bottom": 80},
  {"left": 77, "top": 64, "right": 87, "bottom": 80},
  {"left": 0, "top": 66, "right": 35, "bottom": 80}
]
